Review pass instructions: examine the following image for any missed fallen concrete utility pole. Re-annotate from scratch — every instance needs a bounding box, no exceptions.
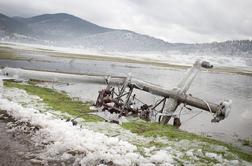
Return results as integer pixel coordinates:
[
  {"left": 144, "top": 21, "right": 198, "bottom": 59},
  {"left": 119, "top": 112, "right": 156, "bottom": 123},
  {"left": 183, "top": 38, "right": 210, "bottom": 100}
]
[{"left": 1, "top": 60, "right": 231, "bottom": 126}]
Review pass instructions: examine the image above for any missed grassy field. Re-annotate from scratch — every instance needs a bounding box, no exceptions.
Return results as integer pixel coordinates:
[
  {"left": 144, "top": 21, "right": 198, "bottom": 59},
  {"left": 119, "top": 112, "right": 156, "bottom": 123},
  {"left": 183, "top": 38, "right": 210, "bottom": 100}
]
[
  {"left": 4, "top": 80, "right": 102, "bottom": 122},
  {"left": 122, "top": 121, "right": 252, "bottom": 162},
  {"left": 0, "top": 46, "right": 28, "bottom": 60},
  {"left": 3, "top": 80, "right": 252, "bottom": 162}
]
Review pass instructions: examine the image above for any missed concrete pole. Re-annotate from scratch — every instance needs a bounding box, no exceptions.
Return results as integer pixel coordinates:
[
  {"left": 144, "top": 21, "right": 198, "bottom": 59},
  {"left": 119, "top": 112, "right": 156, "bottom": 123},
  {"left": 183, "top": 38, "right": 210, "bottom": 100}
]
[{"left": 1, "top": 64, "right": 229, "bottom": 121}]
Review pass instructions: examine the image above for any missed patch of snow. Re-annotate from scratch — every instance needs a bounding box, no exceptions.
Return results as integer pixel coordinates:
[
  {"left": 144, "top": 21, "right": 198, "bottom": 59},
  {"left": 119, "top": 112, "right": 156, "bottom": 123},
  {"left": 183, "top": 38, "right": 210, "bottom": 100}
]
[
  {"left": 185, "top": 149, "right": 194, "bottom": 157},
  {"left": 205, "top": 152, "right": 223, "bottom": 162},
  {"left": 0, "top": 86, "right": 176, "bottom": 165},
  {"left": 149, "top": 150, "right": 173, "bottom": 165},
  {"left": 230, "top": 160, "right": 239, "bottom": 165}
]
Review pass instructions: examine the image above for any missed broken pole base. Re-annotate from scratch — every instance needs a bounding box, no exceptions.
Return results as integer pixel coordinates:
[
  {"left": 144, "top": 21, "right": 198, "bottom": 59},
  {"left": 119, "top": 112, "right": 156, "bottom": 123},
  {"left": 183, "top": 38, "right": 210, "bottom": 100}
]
[{"left": 160, "top": 116, "right": 181, "bottom": 128}]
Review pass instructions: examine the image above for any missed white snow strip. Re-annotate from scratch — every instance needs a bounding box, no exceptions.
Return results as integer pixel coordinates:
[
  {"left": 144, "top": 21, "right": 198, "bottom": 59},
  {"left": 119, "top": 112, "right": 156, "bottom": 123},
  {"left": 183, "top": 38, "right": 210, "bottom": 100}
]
[{"left": 0, "top": 86, "right": 174, "bottom": 165}]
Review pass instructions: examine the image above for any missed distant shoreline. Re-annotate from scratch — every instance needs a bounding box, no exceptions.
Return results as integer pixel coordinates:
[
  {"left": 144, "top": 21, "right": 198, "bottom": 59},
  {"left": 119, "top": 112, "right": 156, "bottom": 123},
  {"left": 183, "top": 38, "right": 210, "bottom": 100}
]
[{"left": 0, "top": 41, "right": 252, "bottom": 77}]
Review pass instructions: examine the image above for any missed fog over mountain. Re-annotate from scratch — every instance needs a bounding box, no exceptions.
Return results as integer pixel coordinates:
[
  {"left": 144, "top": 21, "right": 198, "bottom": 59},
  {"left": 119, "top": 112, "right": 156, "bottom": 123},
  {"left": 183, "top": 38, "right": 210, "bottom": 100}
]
[{"left": 1, "top": 13, "right": 252, "bottom": 56}]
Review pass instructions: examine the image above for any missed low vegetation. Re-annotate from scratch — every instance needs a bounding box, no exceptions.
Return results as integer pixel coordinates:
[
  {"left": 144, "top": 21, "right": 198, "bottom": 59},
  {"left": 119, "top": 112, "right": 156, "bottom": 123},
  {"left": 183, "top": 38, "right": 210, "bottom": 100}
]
[
  {"left": 239, "top": 138, "right": 252, "bottom": 147},
  {"left": 0, "top": 47, "right": 28, "bottom": 60},
  {"left": 122, "top": 120, "right": 252, "bottom": 162},
  {"left": 4, "top": 80, "right": 102, "bottom": 122}
]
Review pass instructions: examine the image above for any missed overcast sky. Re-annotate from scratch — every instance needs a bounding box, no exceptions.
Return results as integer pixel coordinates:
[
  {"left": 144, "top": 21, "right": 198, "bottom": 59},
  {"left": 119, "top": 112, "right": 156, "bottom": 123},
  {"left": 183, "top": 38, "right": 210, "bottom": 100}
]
[{"left": 0, "top": 0, "right": 252, "bottom": 43}]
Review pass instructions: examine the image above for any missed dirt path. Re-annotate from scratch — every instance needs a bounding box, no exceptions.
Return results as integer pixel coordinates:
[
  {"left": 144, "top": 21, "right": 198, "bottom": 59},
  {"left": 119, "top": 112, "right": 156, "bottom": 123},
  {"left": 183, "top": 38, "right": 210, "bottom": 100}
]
[{"left": 0, "top": 113, "right": 33, "bottom": 166}]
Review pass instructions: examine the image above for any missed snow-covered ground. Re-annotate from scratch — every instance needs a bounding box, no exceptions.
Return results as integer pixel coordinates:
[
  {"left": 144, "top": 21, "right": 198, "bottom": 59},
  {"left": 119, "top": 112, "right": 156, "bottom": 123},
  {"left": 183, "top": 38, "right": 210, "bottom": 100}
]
[
  {"left": 0, "top": 76, "right": 251, "bottom": 165},
  {"left": 0, "top": 85, "right": 175, "bottom": 165},
  {"left": 1, "top": 41, "right": 252, "bottom": 69}
]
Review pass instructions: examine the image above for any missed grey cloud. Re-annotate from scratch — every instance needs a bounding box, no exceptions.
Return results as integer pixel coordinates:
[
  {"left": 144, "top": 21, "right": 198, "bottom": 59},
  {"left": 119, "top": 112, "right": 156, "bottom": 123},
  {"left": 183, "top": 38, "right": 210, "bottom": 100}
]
[
  {"left": 0, "top": 0, "right": 252, "bottom": 43},
  {"left": 129, "top": 0, "right": 252, "bottom": 42}
]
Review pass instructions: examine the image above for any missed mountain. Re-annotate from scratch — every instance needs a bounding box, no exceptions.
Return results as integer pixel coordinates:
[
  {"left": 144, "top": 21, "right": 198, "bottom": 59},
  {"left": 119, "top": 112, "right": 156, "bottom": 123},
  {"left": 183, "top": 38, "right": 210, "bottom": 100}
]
[
  {"left": 0, "top": 13, "right": 170, "bottom": 52},
  {"left": 23, "top": 13, "right": 112, "bottom": 40},
  {"left": 0, "top": 13, "right": 252, "bottom": 55},
  {"left": 0, "top": 13, "right": 30, "bottom": 36},
  {"left": 72, "top": 30, "right": 171, "bottom": 52}
]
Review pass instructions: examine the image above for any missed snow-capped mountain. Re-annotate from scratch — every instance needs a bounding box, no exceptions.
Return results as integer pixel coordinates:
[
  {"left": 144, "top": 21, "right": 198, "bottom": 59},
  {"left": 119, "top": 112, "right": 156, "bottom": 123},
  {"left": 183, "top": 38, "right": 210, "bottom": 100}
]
[
  {"left": 1, "top": 12, "right": 252, "bottom": 55},
  {"left": 0, "top": 13, "right": 170, "bottom": 52}
]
